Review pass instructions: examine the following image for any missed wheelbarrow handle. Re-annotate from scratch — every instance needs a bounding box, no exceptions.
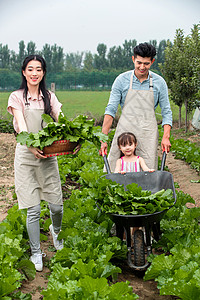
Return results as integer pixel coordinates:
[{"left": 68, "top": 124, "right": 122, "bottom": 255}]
[
  {"left": 103, "top": 154, "right": 111, "bottom": 174},
  {"left": 160, "top": 151, "right": 167, "bottom": 171}
]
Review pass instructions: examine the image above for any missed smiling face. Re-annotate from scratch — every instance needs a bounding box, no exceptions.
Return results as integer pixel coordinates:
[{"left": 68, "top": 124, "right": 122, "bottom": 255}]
[
  {"left": 132, "top": 55, "right": 155, "bottom": 81},
  {"left": 119, "top": 142, "right": 137, "bottom": 157},
  {"left": 22, "top": 60, "right": 44, "bottom": 88}
]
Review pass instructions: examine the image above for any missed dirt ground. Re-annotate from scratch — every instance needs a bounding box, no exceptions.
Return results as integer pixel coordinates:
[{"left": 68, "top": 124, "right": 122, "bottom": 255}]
[{"left": 0, "top": 132, "right": 199, "bottom": 299}]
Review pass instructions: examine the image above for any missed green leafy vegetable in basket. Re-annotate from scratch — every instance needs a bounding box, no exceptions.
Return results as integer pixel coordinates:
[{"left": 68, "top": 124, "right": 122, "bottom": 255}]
[{"left": 16, "top": 113, "right": 108, "bottom": 150}]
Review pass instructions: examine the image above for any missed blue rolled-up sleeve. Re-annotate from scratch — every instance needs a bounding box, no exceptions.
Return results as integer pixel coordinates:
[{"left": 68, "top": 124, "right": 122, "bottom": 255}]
[
  {"left": 158, "top": 79, "right": 172, "bottom": 127},
  {"left": 104, "top": 75, "right": 123, "bottom": 117}
]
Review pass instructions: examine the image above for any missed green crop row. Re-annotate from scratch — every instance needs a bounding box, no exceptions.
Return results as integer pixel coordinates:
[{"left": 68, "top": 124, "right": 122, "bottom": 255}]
[
  {"left": 54, "top": 139, "right": 200, "bottom": 300},
  {"left": 158, "top": 126, "right": 200, "bottom": 174},
  {"left": 144, "top": 191, "right": 200, "bottom": 299},
  {"left": 0, "top": 205, "right": 33, "bottom": 299},
  {"left": 171, "top": 137, "right": 200, "bottom": 173},
  {"left": 42, "top": 140, "right": 139, "bottom": 299},
  {"left": 0, "top": 118, "right": 14, "bottom": 133},
  {"left": 1, "top": 128, "right": 199, "bottom": 299}
]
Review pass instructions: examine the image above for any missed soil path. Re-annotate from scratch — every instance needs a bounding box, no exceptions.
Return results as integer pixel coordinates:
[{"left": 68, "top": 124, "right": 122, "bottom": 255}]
[
  {"left": 165, "top": 151, "right": 200, "bottom": 207},
  {"left": 0, "top": 132, "right": 199, "bottom": 299}
]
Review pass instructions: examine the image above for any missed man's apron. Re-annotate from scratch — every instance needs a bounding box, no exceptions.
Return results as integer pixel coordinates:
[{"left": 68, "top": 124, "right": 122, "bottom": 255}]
[
  {"left": 107, "top": 71, "right": 158, "bottom": 172},
  {"left": 14, "top": 104, "right": 62, "bottom": 209}
]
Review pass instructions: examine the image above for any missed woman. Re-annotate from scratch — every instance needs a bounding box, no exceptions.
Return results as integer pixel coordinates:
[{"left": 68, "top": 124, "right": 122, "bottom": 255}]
[{"left": 7, "top": 55, "right": 63, "bottom": 272}]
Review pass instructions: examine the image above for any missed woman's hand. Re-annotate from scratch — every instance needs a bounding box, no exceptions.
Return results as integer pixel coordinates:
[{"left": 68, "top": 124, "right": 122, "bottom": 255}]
[
  {"left": 73, "top": 144, "right": 81, "bottom": 155},
  {"left": 28, "top": 146, "right": 47, "bottom": 159}
]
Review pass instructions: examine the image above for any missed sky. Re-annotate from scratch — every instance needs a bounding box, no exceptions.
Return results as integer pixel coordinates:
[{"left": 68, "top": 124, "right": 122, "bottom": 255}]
[{"left": 0, "top": 0, "right": 199, "bottom": 55}]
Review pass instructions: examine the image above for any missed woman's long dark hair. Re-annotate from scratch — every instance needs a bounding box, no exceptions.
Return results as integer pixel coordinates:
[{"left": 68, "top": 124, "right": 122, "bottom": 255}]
[{"left": 20, "top": 55, "right": 52, "bottom": 116}]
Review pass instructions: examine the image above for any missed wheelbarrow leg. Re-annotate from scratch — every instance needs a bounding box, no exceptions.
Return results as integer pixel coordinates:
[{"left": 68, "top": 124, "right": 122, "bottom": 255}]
[
  {"left": 124, "top": 226, "right": 131, "bottom": 248},
  {"left": 144, "top": 224, "right": 152, "bottom": 256},
  {"left": 115, "top": 223, "right": 124, "bottom": 240},
  {"left": 152, "top": 221, "right": 161, "bottom": 241}
]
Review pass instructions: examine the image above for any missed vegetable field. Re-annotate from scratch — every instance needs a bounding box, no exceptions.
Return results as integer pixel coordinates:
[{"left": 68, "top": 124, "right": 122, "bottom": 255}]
[
  {"left": 0, "top": 126, "right": 199, "bottom": 299},
  {"left": 0, "top": 90, "right": 199, "bottom": 299}
]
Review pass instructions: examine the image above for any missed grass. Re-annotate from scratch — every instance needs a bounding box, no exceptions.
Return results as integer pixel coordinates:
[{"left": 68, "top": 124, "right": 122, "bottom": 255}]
[
  {"left": 0, "top": 91, "right": 110, "bottom": 120},
  {"left": 0, "top": 90, "right": 194, "bottom": 124},
  {"left": 56, "top": 91, "right": 110, "bottom": 118}
]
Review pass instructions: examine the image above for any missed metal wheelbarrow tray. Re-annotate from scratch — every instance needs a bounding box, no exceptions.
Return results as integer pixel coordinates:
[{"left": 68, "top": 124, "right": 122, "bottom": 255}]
[{"left": 103, "top": 153, "right": 176, "bottom": 271}]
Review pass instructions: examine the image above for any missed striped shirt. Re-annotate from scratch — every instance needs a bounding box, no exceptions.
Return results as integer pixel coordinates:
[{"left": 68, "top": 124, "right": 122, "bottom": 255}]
[{"left": 121, "top": 156, "right": 140, "bottom": 172}]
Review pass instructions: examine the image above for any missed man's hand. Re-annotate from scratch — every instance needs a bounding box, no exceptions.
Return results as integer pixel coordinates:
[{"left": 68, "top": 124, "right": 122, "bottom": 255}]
[
  {"left": 161, "top": 136, "right": 171, "bottom": 153},
  {"left": 28, "top": 146, "right": 47, "bottom": 159},
  {"left": 99, "top": 114, "right": 113, "bottom": 156},
  {"left": 161, "top": 124, "right": 171, "bottom": 153},
  {"left": 99, "top": 142, "right": 107, "bottom": 156}
]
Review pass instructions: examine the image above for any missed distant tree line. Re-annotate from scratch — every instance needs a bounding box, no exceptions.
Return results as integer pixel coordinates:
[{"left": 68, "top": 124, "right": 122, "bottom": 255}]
[
  {"left": 1, "top": 23, "right": 199, "bottom": 133},
  {"left": 0, "top": 39, "right": 169, "bottom": 90}
]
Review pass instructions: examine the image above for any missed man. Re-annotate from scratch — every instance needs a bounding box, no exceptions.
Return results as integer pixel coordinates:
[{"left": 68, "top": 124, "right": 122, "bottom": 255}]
[{"left": 100, "top": 42, "right": 172, "bottom": 172}]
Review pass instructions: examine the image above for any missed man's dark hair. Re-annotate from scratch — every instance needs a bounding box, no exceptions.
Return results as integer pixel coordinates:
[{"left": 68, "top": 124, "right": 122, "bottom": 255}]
[{"left": 134, "top": 43, "right": 156, "bottom": 60}]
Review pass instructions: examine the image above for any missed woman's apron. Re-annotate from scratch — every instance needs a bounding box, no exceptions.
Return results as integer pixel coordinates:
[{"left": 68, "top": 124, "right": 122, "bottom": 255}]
[
  {"left": 107, "top": 71, "right": 158, "bottom": 172},
  {"left": 14, "top": 104, "right": 62, "bottom": 209}
]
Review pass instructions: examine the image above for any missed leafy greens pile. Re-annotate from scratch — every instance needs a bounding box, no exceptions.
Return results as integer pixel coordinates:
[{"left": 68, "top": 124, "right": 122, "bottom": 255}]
[
  {"left": 97, "top": 177, "right": 175, "bottom": 215},
  {"left": 16, "top": 113, "right": 108, "bottom": 150}
]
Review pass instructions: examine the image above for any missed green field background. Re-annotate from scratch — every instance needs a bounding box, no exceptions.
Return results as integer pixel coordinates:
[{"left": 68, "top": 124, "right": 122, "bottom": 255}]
[
  {"left": 0, "top": 90, "right": 187, "bottom": 123},
  {"left": 0, "top": 91, "right": 110, "bottom": 120}
]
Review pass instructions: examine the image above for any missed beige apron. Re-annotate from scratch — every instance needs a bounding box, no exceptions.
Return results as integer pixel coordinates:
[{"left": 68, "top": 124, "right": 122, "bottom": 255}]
[
  {"left": 14, "top": 104, "right": 62, "bottom": 209},
  {"left": 107, "top": 71, "right": 158, "bottom": 172}
]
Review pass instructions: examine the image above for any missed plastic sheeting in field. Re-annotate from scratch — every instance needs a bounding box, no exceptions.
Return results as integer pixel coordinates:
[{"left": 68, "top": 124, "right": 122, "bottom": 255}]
[{"left": 192, "top": 107, "right": 200, "bottom": 130}]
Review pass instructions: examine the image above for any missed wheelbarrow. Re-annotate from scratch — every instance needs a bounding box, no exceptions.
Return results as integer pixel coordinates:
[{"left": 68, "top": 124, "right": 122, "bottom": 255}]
[{"left": 103, "top": 152, "right": 176, "bottom": 271}]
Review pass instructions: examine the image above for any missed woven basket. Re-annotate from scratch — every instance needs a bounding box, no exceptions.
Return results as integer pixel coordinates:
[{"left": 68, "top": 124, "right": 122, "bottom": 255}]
[{"left": 43, "top": 140, "right": 78, "bottom": 157}]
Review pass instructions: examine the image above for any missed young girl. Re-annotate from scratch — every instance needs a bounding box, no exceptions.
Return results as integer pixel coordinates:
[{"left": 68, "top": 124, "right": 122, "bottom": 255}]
[
  {"left": 7, "top": 55, "right": 63, "bottom": 272},
  {"left": 115, "top": 132, "right": 155, "bottom": 173}
]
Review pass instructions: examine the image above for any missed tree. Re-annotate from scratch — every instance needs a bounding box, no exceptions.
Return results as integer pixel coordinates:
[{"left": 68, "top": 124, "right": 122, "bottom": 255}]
[
  {"left": 51, "top": 44, "right": 64, "bottom": 73},
  {"left": 181, "top": 24, "right": 200, "bottom": 129},
  {"left": 161, "top": 29, "right": 186, "bottom": 128},
  {"left": 94, "top": 43, "right": 108, "bottom": 70},
  {"left": 107, "top": 45, "right": 125, "bottom": 70},
  {"left": 188, "top": 24, "right": 200, "bottom": 108},
  {"left": 41, "top": 44, "right": 52, "bottom": 73},
  {"left": 27, "top": 41, "right": 36, "bottom": 55},
  {"left": 83, "top": 51, "right": 94, "bottom": 72},
  {"left": 10, "top": 50, "right": 18, "bottom": 72},
  {"left": 149, "top": 39, "right": 157, "bottom": 49},
  {"left": 161, "top": 24, "right": 200, "bottom": 131},
  {"left": 18, "top": 40, "right": 26, "bottom": 67},
  {"left": 65, "top": 52, "right": 83, "bottom": 70},
  {"left": 122, "top": 39, "right": 137, "bottom": 69},
  {"left": 157, "top": 40, "right": 168, "bottom": 65},
  {"left": 0, "top": 44, "right": 10, "bottom": 68}
]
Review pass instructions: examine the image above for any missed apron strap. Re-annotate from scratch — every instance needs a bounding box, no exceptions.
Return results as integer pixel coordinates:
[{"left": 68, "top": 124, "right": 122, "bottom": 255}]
[
  {"left": 129, "top": 71, "right": 134, "bottom": 89},
  {"left": 24, "top": 96, "right": 30, "bottom": 107},
  {"left": 149, "top": 73, "right": 153, "bottom": 91}
]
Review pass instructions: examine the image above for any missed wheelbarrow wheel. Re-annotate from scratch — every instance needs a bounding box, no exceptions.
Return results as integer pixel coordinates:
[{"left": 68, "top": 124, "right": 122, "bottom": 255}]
[{"left": 133, "top": 229, "right": 145, "bottom": 266}]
